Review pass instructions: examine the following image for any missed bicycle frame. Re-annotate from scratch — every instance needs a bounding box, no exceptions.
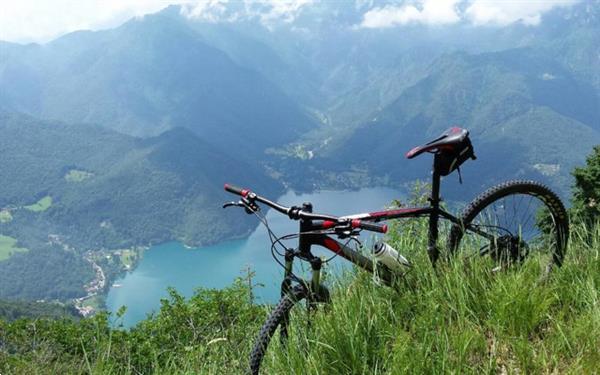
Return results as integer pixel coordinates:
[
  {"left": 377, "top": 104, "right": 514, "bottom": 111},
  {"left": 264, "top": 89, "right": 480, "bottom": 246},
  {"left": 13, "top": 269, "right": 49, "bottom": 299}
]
[
  {"left": 223, "top": 155, "right": 494, "bottom": 301},
  {"left": 283, "top": 168, "right": 466, "bottom": 298}
]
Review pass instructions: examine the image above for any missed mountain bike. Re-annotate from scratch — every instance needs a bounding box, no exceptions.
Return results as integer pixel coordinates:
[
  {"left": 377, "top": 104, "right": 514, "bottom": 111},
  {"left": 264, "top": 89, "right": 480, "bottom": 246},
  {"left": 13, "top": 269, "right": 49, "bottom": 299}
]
[{"left": 222, "top": 127, "right": 569, "bottom": 375}]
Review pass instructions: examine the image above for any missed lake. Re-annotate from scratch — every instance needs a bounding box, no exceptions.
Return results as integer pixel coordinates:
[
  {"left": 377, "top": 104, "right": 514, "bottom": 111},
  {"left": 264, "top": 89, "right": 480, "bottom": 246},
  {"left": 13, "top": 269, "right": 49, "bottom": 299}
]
[{"left": 106, "top": 187, "right": 404, "bottom": 327}]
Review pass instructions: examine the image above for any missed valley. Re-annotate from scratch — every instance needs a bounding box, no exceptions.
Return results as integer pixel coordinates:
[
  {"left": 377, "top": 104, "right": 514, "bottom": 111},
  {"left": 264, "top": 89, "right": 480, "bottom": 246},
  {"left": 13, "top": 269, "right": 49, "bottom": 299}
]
[{"left": 0, "top": 1, "right": 598, "bottom": 317}]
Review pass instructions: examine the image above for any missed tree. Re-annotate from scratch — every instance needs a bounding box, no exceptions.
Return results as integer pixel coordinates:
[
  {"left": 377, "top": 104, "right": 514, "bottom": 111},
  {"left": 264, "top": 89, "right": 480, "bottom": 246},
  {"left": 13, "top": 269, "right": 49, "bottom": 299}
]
[{"left": 571, "top": 146, "right": 600, "bottom": 227}]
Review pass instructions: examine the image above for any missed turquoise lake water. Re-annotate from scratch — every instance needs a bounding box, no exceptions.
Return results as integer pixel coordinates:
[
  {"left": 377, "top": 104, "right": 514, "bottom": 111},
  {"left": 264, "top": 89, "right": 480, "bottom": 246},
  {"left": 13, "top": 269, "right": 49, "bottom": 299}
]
[{"left": 106, "top": 187, "right": 404, "bottom": 327}]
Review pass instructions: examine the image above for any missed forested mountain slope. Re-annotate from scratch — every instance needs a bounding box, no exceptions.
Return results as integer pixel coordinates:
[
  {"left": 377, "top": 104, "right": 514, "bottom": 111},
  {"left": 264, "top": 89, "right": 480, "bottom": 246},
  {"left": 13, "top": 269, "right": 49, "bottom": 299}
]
[
  {"left": 0, "top": 111, "right": 278, "bottom": 248},
  {"left": 0, "top": 111, "right": 280, "bottom": 300},
  {"left": 1, "top": 3, "right": 597, "bottom": 196},
  {"left": 330, "top": 48, "right": 599, "bottom": 198}
]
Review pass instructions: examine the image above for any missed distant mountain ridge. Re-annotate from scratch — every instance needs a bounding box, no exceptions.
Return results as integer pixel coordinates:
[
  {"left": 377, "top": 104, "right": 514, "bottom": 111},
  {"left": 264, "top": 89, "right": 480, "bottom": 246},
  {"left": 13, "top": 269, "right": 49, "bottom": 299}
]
[{"left": 0, "top": 9, "right": 316, "bottom": 157}]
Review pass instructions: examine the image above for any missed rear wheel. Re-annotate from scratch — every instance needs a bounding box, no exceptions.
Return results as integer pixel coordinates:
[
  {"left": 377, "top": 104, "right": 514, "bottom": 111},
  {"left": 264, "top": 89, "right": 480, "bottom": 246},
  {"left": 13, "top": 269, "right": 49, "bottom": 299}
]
[
  {"left": 249, "top": 285, "right": 308, "bottom": 375},
  {"left": 448, "top": 180, "right": 569, "bottom": 273}
]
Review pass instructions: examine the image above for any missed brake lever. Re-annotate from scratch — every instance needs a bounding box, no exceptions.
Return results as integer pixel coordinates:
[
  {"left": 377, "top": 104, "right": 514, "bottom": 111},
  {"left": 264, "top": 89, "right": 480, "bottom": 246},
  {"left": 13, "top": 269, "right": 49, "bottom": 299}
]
[
  {"left": 334, "top": 221, "right": 360, "bottom": 239},
  {"left": 222, "top": 199, "right": 260, "bottom": 215},
  {"left": 222, "top": 201, "right": 245, "bottom": 209}
]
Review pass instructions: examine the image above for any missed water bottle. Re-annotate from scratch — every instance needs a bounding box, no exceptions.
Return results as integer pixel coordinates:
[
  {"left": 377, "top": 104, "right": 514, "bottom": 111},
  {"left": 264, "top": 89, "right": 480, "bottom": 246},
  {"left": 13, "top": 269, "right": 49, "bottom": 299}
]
[{"left": 372, "top": 241, "right": 411, "bottom": 272}]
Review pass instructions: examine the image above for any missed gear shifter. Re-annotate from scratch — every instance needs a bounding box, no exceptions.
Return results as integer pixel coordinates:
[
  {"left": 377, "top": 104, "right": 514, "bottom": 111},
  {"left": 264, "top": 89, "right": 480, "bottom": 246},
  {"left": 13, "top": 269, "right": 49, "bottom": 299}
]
[{"left": 242, "top": 197, "right": 260, "bottom": 214}]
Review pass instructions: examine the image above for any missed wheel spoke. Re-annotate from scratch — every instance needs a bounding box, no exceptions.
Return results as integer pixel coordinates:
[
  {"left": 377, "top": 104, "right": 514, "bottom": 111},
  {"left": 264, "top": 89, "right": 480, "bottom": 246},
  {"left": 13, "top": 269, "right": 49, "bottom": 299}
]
[{"left": 450, "top": 181, "right": 568, "bottom": 274}]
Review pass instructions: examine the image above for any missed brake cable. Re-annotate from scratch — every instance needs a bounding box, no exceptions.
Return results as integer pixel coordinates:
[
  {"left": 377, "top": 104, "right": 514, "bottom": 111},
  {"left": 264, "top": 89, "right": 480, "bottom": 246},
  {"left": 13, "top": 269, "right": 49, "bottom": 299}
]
[{"left": 239, "top": 198, "right": 362, "bottom": 284}]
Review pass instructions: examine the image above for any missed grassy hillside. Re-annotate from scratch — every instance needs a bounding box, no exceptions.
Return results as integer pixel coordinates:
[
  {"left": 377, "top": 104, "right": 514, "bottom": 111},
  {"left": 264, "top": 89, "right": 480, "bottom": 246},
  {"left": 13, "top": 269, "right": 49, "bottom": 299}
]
[{"left": 1, "top": 220, "right": 597, "bottom": 374}]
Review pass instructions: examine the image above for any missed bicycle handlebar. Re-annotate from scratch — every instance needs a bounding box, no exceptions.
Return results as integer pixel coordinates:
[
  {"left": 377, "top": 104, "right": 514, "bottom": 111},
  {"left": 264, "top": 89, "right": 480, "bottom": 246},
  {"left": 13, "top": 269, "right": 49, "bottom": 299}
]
[
  {"left": 224, "top": 183, "right": 387, "bottom": 234},
  {"left": 224, "top": 183, "right": 249, "bottom": 197},
  {"left": 353, "top": 220, "right": 388, "bottom": 233}
]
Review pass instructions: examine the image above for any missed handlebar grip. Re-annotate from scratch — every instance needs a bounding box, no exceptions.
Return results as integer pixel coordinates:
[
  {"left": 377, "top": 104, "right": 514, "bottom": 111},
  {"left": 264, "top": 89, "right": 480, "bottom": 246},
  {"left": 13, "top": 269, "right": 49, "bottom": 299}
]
[
  {"left": 352, "top": 219, "right": 388, "bottom": 234},
  {"left": 224, "top": 183, "right": 249, "bottom": 197}
]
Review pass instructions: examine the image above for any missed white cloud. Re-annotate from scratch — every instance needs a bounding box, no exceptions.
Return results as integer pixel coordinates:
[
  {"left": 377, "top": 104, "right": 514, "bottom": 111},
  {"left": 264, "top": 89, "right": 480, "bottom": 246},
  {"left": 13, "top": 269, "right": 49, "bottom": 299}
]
[
  {"left": 360, "top": 0, "right": 461, "bottom": 28},
  {"left": 181, "top": 0, "right": 314, "bottom": 27},
  {"left": 0, "top": 0, "right": 173, "bottom": 43},
  {"left": 249, "top": 0, "right": 314, "bottom": 24},
  {"left": 465, "top": 0, "right": 580, "bottom": 26},
  {"left": 180, "top": 0, "right": 233, "bottom": 22},
  {"left": 359, "top": 0, "right": 581, "bottom": 28},
  {"left": 0, "top": 0, "right": 584, "bottom": 43},
  {"left": 0, "top": 0, "right": 314, "bottom": 43}
]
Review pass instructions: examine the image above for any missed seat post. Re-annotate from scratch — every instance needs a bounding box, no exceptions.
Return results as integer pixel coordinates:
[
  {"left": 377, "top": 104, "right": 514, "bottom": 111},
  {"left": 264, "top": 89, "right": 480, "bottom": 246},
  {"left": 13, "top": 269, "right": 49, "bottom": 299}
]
[{"left": 428, "top": 158, "right": 442, "bottom": 264}]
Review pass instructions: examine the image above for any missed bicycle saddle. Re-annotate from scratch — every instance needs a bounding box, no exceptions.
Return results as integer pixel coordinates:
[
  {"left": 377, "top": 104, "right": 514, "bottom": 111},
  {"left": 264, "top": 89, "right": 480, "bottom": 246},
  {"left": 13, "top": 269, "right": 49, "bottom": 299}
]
[{"left": 405, "top": 127, "right": 469, "bottom": 159}]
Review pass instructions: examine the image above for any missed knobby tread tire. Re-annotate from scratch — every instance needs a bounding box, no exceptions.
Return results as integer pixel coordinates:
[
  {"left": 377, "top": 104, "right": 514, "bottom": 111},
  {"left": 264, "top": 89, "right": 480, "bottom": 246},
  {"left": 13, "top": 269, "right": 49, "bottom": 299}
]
[
  {"left": 448, "top": 180, "right": 569, "bottom": 265},
  {"left": 249, "top": 285, "right": 308, "bottom": 375}
]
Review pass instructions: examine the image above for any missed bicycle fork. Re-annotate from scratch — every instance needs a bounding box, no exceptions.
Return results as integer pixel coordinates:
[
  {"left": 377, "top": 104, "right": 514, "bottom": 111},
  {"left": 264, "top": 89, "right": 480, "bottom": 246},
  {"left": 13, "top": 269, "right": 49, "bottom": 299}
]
[
  {"left": 279, "top": 248, "right": 330, "bottom": 345},
  {"left": 279, "top": 249, "right": 295, "bottom": 344}
]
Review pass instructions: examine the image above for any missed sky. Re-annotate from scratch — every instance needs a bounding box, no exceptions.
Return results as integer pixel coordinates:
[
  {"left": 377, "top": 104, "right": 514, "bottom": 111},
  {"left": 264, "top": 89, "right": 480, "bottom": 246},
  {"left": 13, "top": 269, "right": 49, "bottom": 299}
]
[{"left": 0, "top": 0, "right": 582, "bottom": 43}]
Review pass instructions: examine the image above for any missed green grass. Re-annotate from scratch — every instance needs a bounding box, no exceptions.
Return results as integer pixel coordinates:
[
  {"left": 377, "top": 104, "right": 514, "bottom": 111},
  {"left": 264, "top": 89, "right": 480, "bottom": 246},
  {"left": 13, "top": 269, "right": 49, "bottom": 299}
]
[
  {"left": 260, "top": 221, "right": 600, "bottom": 375},
  {"left": 0, "top": 235, "right": 28, "bottom": 261},
  {"left": 0, "top": 210, "right": 12, "bottom": 223},
  {"left": 119, "top": 249, "right": 138, "bottom": 269},
  {"left": 0, "top": 222, "right": 598, "bottom": 374},
  {"left": 24, "top": 196, "right": 52, "bottom": 212},
  {"left": 65, "top": 169, "right": 94, "bottom": 182}
]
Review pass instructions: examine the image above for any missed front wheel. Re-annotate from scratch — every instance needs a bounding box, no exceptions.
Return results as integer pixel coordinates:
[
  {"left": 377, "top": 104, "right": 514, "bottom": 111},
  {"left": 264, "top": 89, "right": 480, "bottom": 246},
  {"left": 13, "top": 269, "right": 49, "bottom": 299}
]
[
  {"left": 249, "top": 285, "right": 308, "bottom": 375},
  {"left": 448, "top": 180, "right": 569, "bottom": 273}
]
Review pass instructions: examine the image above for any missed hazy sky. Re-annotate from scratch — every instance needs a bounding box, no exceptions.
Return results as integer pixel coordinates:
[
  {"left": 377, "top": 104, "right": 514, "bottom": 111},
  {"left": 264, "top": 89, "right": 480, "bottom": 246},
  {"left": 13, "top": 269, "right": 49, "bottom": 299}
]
[
  {"left": 0, "top": 0, "right": 582, "bottom": 43},
  {"left": 0, "top": 0, "right": 172, "bottom": 43}
]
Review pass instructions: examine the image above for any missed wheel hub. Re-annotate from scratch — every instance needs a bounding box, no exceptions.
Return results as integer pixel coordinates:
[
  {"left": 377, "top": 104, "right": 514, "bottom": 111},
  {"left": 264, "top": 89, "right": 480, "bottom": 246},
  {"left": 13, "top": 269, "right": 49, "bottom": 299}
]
[{"left": 490, "top": 235, "right": 529, "bottom": 264}]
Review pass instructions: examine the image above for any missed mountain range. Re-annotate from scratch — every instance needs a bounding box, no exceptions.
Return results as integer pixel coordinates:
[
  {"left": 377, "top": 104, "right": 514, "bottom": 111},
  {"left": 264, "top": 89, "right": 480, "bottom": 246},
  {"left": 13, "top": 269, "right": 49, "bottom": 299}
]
[{"left": 0, "top": 1, "right": 598, "bottom": 302}]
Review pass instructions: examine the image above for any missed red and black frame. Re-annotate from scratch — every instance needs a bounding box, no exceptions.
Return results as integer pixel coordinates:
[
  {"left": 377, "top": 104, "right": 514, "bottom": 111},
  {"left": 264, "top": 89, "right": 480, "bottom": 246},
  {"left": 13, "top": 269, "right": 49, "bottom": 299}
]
[{"left": 223, "top": 156, "right": 486, "bottom": 304}]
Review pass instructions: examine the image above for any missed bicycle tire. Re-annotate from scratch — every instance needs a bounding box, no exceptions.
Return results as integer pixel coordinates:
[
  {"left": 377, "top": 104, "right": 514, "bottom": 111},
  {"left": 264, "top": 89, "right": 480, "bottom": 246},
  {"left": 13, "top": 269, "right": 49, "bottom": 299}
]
[
  {"left": 448, "top": 180, "right": 569, "bottom": 271},
  {"left": 249, "top": 285, "right": 308, "bottom": 375}
]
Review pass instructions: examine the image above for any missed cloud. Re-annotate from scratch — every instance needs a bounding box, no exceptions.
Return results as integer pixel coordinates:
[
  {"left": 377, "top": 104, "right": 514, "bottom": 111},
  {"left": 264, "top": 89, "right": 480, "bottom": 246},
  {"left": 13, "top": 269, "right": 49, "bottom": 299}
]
[
  {"left": 0, "top": 0, "right": 314, "bottom": 43},
  {"left": 360, "top": 0, "right": 461, "bottom": 28},
  {"left": 359, "top": 0, "right": 581, "bottom": 28},
  {"left": 181, "top": 0, "right": 314, "bottom": 27},
  {"left": 465, "top": 0, "right": 580, "bottom": 26},
  {"left": 0, "top": 0, "right": 172, "bottom": 43},
  {"left": 250, "top": 0, "right": 315, "bottom": 24},
  {"left": 0, "top": 0, "right": 584, "bottom": 43},
  {"left": 180, "top": 0, "right": 231, "bottom": 23}
]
